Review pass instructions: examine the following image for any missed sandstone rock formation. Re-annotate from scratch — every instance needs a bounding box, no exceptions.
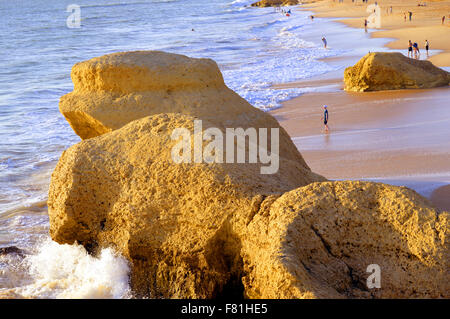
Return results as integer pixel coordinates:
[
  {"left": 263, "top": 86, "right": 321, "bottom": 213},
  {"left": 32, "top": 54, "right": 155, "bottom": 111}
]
[
  {"left": 344, "top": 52, "right": 450, "bottom": 92},
  {"left": 242, "top": 181, "right": 449, "bottom": 298},
  {"left": 251, "top": 0, "right": 299, "bottom": 7},
  {"left": 49, "top": 123, "right": 449, "bottom": 298},
  {"left": 48, "top": 113, "right": 324, "bottom": 298},
  {"left": 50, "top": 50, "right": 449, "bottom": 299},
  {"left": 60, "top": 51, "right": 310, "bottom": 171},
  {"left": 60, "top": 51, "right": 224, "bottom": 139}
]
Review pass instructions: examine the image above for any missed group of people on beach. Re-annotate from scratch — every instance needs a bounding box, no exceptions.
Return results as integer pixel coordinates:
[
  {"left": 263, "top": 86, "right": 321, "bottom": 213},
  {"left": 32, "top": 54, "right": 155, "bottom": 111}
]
[
  {"left": 408, "top": 40, "right": 420, "bottom": 59},
  {"left": 403, "top": 11, "right": 413, "bottom": 22},
  {"left": 408, "top": 40, "right": 430, "bottom": 59}
]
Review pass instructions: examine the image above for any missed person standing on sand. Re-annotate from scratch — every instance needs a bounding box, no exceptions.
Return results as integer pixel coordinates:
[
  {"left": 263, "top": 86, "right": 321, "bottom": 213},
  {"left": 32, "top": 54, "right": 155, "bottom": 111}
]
[
  {"left": 404, "top": 12, "right": 407, "bottom": 22},
  {"left": 442, "top": 16, "right": 446, "bottom": 25},
  {"left": 408, "top": 40, "right": 413, "bottom": 58},
  {"left": 322, "top": 36, "right": 327, "bottom": 48},
  {"left": 364, "top": 19, "right": 368, "bottom": 32},
  {"left": 413, "top": 42, "right": 420, "bottom": 59},
  {"left": 409, "top": 11, "right": 413, "bottom": 21},
  {"left": 425, "top": 40, "right": 429, "bottom": 57},
  {"left": 321, "top": 105, "right": 329, "bottom": 133}
]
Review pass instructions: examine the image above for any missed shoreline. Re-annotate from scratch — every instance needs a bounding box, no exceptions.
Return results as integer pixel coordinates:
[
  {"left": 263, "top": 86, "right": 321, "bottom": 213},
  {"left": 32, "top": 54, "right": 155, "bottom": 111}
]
[
  {"left": 269, "top": 2, "right": 450, "bottom": 210},
  {"left": 299, "top": 0, "right": 450, "bottom": 67}
]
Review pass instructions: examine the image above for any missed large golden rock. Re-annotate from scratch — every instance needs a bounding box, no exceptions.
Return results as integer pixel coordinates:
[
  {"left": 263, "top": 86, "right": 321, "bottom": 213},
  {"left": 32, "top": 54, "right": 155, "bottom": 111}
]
[
  {"left": 59, "top": 51, "right": 273, "bottom": 137},
  {"left": 60, "top": 50, "right": 309, "bottom": 170},
  {"left": 48, "top": 113, "right": 324, "bottom": 298},
  {"left": 344, "top": 52, "right": 450, "bottom": 92},
  {"left": 243, "top": 181, "right": 449, "bottom": 298},
  {"left": 60, "top": 51, "right": 224, "bottom": 140}
]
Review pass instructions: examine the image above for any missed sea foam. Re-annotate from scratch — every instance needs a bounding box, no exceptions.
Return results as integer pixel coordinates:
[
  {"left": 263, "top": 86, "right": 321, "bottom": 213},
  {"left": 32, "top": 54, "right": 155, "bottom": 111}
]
[{"left": 0, "top": 239, "right": 131, "bottom": 299}]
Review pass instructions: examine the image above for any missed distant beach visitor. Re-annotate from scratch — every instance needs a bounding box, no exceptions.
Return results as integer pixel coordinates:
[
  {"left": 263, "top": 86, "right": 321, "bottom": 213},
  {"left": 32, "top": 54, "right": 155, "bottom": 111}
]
[
  {"left": 442, "top": 16, "right": 446, "bottom": 25},
  {"left": 322, "top": 36, "right": 327, "bottom": 48},
  {"left": 413, "top": 42, "right": 420, "bottom": 59},
  {"left": 322, "top": 105, "right": 329, "bottom": 133},
  {"left": 409, "top": 11, "right": 413, "bottom": 21},
  {"left": 425, "top": 40, "right": 429, "bottom": 57},
  {"left": 408, "top": 40, "right": 413, "bottom": 58},
  {"left": 364, "top": 19, "right": 368, "bottom": 31}
]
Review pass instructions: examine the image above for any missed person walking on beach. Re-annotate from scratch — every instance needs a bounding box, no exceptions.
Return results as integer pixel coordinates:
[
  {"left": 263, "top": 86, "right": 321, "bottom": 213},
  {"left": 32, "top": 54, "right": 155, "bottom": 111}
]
[
  {"left": 425, "top": 40, "right": 429, "bottom": 57},
  {"left": 321, "top": 105, "right": 329, "bottom": 133},
  {"left": 409, "top": 11, "right": 413, "bottom": 21},
  {"left": 364, "top": 19, "right": 368, "bottom": 32},
  {"left": 413, "top": 42, "right": 420, "bottom": 59},
  {"left": 442, "top": 16, "right": 446, "bottom": 25},
  {"left": 408, "top": 40, "right": 413, "bottom": 58},
  {"left": 404, "top": 12, "right": 407, "bottom": 22},
  {"left": 322, "top": 36, "right": 327, "bottom": 48}
]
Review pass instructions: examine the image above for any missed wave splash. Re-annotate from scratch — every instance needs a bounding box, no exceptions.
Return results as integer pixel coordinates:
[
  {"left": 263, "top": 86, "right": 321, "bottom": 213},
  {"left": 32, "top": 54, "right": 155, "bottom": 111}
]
[{"left": 0, "top": 238, "right": 131, "bottom": 299}]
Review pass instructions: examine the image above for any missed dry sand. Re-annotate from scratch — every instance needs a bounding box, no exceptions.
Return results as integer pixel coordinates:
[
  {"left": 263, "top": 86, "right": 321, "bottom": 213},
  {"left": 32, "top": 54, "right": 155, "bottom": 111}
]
[{"left": 269, "top": 0, "right": 450, "bottom": 210}]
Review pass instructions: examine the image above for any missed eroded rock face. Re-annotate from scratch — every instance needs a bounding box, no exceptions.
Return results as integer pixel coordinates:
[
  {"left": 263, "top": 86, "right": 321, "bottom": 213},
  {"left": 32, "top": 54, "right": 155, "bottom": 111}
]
[
  {"left": 251, "top": 0, "right": 299, "bottom": 7},
  {"left": 242, "top": 181, "right": 449, "bottom": 298},
  {"left": 60, "top": 51, "right": 276, "bottom": 139},
  {"left": 60, "top": 51, "right": 310, "bottom": 171},
  {"left": 60, "top": 51, "right": 223, "bottom": 139},
  {"left": 344, "top": 52, "right": 450, "bottom": 92},
  {"left": 48, "top": 113, "right": 324, "bottom": 298}
]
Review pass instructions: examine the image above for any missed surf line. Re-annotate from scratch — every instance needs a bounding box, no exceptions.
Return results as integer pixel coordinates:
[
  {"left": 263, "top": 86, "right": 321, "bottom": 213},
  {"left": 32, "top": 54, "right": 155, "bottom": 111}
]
[{"left": 181, "top": 303, "right": 215, "bottom": 317}]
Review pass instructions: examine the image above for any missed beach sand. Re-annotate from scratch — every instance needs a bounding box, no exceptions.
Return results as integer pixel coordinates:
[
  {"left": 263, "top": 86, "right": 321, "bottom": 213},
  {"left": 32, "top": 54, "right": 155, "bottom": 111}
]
[
  {"left": 303, "top": 0, "right": 450, "bottom": 67},
  {"left": 272, "top": 86, "right": 450, "bottom": 179},
  {"left": 270, "top": 0, "right": 450, "bottom": 210}
]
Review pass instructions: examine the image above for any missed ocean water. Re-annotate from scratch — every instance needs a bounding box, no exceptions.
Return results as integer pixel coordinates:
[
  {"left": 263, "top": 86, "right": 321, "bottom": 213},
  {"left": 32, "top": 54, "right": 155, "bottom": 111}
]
[{"left": 0, "top": 0, "right": 383, "bottom": 298}]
